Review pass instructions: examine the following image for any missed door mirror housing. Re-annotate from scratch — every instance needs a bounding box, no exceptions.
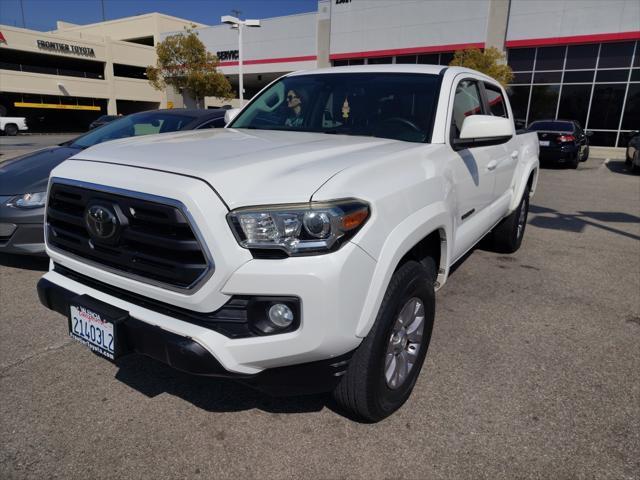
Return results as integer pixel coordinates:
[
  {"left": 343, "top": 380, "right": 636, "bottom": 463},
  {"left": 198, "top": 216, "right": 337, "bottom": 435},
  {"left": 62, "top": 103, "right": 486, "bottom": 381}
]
[
  {"left": 453, "top": 115, "right": 513, "bottom": 150},
  {"left": 585, "top": 130, "right": 594, "bottom": 137},
  {"left": 224, "top": 108, "right": 242, "bottom": 125}
]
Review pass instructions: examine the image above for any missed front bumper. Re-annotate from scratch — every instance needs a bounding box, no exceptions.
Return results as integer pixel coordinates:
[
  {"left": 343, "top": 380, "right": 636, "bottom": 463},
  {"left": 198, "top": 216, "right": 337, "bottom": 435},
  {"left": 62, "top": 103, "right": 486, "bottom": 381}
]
[
  {"left": 37, "top": 276, "right": 354, "bottom": 395},
  {"left": 0, "top": 203, "right": 45, "bottom": 255}
]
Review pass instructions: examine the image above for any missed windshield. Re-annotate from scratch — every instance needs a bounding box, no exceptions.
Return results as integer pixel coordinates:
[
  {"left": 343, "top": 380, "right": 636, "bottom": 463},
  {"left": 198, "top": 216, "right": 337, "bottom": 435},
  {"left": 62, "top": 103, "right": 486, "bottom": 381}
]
[
  {"left": 71, "top": 111, "right": 198, "bottom": 148},
  {"left": 230, "top": 73, "right": 441, "bottom": 143},
  {"left": 528, "top": 121, "right": 574, "bottom": 132}
]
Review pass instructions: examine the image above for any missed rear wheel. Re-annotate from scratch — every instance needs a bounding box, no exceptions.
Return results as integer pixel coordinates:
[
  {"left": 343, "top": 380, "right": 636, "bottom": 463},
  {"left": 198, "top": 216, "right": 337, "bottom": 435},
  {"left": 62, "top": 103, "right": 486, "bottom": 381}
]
[
  {"left": 632, "top": 152, "right": 640, "bottom": 174},
  {"left": 332, "top": 260, "right": 435, "bottom": 422},
  {"left": 569, "top": 152, "right": 579, "bottom": 169},
  {"left": 580, "top": 145, "right": 589, "bottom": 162},
  {"left": 4, "top": 124, "right": 18, "bottom": 136},
  {"left": 490, "top": 186, "right": 530, "bottom": 253}
]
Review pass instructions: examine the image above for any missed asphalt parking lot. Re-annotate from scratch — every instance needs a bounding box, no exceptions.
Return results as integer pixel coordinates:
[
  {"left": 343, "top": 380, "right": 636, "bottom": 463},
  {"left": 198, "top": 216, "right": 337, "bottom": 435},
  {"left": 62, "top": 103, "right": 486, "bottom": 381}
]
[
  {"left": 1, "top": 155, "right": 639, "bottom": 479},
  {"left": 0, "top": 134, "right": 78, "bottom": 162}
]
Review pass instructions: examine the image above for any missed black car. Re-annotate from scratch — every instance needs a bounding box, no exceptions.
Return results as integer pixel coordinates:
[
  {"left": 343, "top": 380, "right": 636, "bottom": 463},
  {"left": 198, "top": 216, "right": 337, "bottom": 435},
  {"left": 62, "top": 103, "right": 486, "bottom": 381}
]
[
  {"left": 625, "top": 130, "right": 640, "bottom": 173},
  {"left": 88, "top": 114, "right": 119, "bottom": 130},
  {"left": 528, "top": 120, "right": 592, "bottom": 169},
  {"left": 0, "top": 108, "right": 227, "bottom": 255}
]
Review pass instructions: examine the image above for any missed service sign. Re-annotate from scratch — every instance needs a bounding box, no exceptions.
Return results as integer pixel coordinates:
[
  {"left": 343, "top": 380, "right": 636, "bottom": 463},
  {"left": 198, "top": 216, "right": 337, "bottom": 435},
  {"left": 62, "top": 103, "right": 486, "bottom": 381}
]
[{"left": 217, "top": 49, "right": 239, "bottom": 61}]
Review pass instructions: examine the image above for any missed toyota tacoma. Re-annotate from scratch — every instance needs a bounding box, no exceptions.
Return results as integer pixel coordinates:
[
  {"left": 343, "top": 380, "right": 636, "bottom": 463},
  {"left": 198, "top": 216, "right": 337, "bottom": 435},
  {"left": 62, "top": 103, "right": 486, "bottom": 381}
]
[{"left": 37, "top": 65, "right": 539, "bottom": 422}]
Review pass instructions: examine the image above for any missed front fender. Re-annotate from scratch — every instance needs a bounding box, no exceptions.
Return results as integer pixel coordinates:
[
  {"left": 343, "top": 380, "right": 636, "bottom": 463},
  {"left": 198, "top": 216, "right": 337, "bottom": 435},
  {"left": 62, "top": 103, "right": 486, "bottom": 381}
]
[{"left": 353, "top": 201, "right": 451, "bottom": 338}]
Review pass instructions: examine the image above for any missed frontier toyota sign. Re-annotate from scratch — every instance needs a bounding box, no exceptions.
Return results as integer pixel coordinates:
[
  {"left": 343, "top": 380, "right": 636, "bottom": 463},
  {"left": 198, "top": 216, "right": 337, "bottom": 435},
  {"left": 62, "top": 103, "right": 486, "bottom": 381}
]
[{"left": 36, "top": 39, "right": 96, "bottom": 57}]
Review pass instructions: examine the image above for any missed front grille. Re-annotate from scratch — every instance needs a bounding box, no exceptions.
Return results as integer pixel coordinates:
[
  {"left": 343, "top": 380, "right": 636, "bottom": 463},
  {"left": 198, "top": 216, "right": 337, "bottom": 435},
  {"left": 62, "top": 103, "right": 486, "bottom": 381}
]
[{"left": 46, "top": 181, "right": 212, "bottom": 290}]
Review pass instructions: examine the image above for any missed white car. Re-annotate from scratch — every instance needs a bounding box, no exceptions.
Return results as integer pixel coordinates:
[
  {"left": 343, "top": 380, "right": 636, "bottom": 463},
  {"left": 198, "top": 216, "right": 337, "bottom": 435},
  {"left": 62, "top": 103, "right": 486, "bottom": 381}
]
[
  {"left": 0, "top": 116, "right": 28, "bottom": 136},
  {"left": 38, "top": 65, "right": 539, "bottom": 421}
]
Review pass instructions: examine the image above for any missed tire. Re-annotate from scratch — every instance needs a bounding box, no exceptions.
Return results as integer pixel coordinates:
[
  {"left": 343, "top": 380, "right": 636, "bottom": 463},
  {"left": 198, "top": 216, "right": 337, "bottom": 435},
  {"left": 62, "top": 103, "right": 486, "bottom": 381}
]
[
  {"left": 568, "top": 152, "right": 579, "bottom": 169},
  {"left": 632, "top": 152, "right": 640, "bottom": 174},
  {"left": 490, "top": 185, "right": 530, "bottom": 254},
  {"left": 4, "top": 124, "right": 18, "bottom": 136},
  {"left": 580, "top": 145, "right": 589, "bottom": 162},
  {"left": 332, "top": 260, "right": 436, "bottom": 422}
]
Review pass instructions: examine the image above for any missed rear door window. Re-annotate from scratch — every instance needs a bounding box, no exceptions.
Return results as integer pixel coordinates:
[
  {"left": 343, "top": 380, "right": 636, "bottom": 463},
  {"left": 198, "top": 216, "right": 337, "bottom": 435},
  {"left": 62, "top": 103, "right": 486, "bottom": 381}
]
[{"left": 484, "top": 83, "right": 508, "bottom": 118}]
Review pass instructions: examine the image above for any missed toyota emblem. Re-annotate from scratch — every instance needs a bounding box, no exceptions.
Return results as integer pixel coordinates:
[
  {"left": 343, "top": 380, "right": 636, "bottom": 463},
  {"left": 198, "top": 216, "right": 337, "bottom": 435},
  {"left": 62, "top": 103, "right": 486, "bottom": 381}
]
[{"left": 85, "top": 204, "right": 119, "bottom": 241}]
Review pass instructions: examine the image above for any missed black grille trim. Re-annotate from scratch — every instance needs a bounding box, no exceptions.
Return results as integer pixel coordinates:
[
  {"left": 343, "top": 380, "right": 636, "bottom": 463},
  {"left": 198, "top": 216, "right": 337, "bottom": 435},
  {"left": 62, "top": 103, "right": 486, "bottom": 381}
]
[{"left": 46, "top": 179, "right": 214, "bottom": 292}]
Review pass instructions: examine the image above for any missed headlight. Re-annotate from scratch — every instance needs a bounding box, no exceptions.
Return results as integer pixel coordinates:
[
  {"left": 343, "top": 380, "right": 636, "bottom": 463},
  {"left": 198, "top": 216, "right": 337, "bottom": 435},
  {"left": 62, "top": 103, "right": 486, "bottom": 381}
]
[
  {"left": 7, "top": 192, "right": 47, "bottom": 209},
  {"left": 227, "top": 199, "right": 370, "bottom": 256}
]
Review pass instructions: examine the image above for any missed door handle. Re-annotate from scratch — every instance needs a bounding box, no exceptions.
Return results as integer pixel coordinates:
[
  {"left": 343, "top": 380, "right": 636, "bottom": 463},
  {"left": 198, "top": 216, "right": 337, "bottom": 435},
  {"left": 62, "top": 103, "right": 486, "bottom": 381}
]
[
  {"left": 487, "top": 160, "right": 498, "bottom": 171},
  {"left": 511, "top": 150, "right": 519, "bottom": 159}
]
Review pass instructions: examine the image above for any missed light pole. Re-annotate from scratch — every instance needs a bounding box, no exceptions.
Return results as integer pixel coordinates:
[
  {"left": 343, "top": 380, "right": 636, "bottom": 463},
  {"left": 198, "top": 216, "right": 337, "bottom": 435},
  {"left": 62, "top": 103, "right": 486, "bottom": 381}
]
[{"left": 221, "top": 15, "right": 261, "bottom": 105}]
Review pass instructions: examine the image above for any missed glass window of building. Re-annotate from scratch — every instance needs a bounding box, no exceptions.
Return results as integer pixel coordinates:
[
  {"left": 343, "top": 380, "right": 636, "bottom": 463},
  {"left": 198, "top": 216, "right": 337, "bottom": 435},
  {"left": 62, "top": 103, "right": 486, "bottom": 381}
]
[
  {"left": 367, "top": 57, "right": 392, "bottom": 64},
  {"left": 396, "top": 55, "right": 417, "bottom": 64},
  {"left": 535, "top": 46, "right": 565, "bottom": 71},
  {"left": 588, "top": 84, "right": 626, "bottom": 130},
  {"left": 622, "top": 84, "right": 640, "bottom": 130},
  {"left": 565, "top": 44, "right": 598, "bottom": 70},
  {"left": 558, "top": 84, "right": 591, "bottom": 126},
  {"left": 507, "top": 86, "right": 530, "bottom": 122},
  {"left": 439, "top": 52, "right": 454, "bottom": 65},
  {"left": 508, "top": 48, "right": 535, "bottom": 71},
  {"left": 507, "top": 40, "right": 639, "bottom": 146},
  {"left": 529, "top": 85, "right": 560, "bottom": 123},
  {"left": 417, "top": 54, "right": 439, "bottom": 65},
  {"left": 598, "top": 42, "right": 634, "bottom": 69}
]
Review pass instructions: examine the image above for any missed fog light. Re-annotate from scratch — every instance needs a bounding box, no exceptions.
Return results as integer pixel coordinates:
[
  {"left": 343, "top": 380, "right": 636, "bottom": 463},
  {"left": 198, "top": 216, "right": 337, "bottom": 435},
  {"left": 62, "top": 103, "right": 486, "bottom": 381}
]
[{"left": 268, "top": 303, "right": 294, "bottom": 328}]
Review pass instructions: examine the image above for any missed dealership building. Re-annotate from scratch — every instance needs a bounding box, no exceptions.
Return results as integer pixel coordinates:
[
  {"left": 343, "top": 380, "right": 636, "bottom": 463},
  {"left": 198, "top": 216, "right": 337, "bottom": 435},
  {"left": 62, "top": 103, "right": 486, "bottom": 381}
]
[
  {"left": 0, "top": 13, "right": 203, "bottom": 131},
  {"left": 168, "top": 0, "right": 639, "bottom": 147},
  {"left": 1, "top": 0, "right": 639, "bottom": 146}
]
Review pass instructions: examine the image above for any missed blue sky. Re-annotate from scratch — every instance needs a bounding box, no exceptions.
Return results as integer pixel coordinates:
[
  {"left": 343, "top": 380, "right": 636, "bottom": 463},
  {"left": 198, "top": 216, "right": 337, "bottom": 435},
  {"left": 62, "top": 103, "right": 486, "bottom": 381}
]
[{"left": 0, "top": 0, "right": 318, "bottom": 31}]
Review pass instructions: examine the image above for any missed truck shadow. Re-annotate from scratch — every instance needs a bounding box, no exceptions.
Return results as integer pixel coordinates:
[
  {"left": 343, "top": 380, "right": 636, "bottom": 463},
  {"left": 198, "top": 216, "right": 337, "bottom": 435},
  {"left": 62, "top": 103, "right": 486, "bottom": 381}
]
[
  {"left": 114, "top": 354, "right": 329, "bottom": 415},
  {"left": 0, "top": 253, "right": 49, "bottom": 271},
  {"left": 527, "top": 204, "right": 640, "bottom": 241}
]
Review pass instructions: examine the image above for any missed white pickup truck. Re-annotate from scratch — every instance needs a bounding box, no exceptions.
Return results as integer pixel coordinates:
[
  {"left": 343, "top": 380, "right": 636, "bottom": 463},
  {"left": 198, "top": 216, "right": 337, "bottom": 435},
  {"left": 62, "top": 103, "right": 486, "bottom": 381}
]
[
  {"left": 38, "top": 65, "right": 539, "bottom": 421},
  {"left": 0, "top": 116, "right": 28, "bottom": 136}
]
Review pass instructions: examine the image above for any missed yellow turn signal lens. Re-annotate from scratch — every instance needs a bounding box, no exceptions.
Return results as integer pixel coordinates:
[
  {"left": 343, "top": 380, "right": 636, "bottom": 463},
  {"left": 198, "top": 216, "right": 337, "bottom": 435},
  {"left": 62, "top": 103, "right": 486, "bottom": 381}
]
[{"left": 341, "top": 208, "right": 369, "bottom": 231}]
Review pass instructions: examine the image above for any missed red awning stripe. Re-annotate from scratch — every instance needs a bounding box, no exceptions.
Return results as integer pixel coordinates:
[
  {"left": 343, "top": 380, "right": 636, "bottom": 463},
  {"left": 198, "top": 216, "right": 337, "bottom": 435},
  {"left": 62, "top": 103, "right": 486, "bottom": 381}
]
[
  {"left": 506, "top": 31, "right": 640, "bottom": 48},
  {"left": 329, "top": 42, "right": 485, "bottom": 60},
  {"left": 218, "top": 55, "right": 317, "bottom": 67}
]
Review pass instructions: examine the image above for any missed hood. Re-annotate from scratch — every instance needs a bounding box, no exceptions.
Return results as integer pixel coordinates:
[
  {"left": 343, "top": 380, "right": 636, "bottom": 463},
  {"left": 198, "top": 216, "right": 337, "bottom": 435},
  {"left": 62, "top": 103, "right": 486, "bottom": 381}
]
[
  {"left": 70, "top": 129, "right": 423, "bottom": 209},
  {"left": 0, "top": 146, "right": 82, "bottom": 195}
]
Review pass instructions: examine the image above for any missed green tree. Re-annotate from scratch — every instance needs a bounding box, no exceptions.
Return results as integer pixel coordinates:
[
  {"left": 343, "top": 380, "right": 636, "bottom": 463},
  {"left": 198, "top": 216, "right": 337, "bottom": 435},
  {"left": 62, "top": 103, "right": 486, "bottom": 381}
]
[
  {"left": 449, "top": 47, "right": 514, "bottom": 87},
  {"left": 147, "top": 27, "right": 233, "bottom": 107}
]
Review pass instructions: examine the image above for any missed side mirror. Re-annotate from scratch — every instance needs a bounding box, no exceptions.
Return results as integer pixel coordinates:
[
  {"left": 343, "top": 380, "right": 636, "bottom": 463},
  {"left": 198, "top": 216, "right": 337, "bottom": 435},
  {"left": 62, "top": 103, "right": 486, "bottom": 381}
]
[
  {"left": 453, "top": 115, "right": 513, "bottom": 150},
  {"left": 585, "top": 130, "right": 594, "bottom": 137},
  {"left": 224, "top": 108, "right": 241, "bottom": 125},
  {"left": 628, "top": 130, "right": 639, "bottom": 139}
]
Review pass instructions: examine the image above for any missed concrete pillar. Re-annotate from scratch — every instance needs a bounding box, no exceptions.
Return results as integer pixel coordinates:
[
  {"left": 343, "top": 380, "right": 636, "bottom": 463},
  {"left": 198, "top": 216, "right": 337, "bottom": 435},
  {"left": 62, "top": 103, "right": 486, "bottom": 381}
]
[
  {"left": 316, "top": 0, "right": 331, "bottom": 68},
  {"left": 104, "top": 36, "right": 117, "bottom": 114},
  {"left": 485, "top": 0, "right": 511, "bottom": 54}
]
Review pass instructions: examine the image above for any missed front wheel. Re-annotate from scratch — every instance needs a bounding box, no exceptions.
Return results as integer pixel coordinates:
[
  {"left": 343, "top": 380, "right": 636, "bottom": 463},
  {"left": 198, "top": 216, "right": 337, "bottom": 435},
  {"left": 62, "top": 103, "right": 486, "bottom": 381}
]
[
  {"left": 489, "top": 186, "right": 530, "bottom": 254},
  {"left": 332, "top": 260, "right": 435, "bottom": 422}
]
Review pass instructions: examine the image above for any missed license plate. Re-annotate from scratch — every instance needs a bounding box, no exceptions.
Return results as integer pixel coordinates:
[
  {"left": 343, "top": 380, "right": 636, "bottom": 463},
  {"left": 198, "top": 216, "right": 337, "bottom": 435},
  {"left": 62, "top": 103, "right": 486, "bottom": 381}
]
[
  {"left": 69, "top": 304, "right": 116, "bottom": 360},
  {"left": 539, "top": 140, "right": 550, "bottom": 147}
]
